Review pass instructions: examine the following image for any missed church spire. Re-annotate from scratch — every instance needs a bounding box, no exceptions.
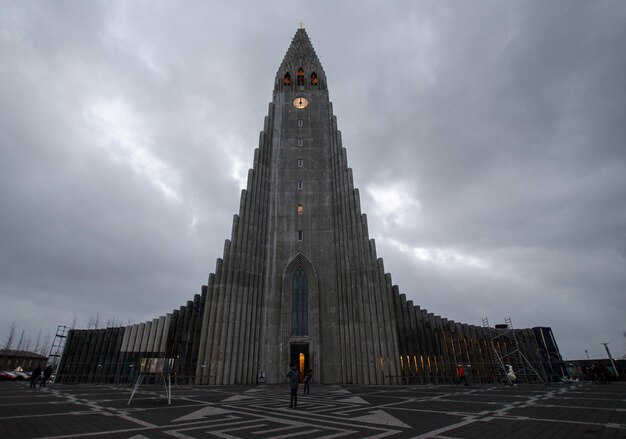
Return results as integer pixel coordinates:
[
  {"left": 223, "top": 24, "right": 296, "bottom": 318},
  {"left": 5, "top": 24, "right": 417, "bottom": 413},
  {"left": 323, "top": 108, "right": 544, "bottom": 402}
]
[{"left": 275, "top": 28, "right": 327, "bottom": 91}]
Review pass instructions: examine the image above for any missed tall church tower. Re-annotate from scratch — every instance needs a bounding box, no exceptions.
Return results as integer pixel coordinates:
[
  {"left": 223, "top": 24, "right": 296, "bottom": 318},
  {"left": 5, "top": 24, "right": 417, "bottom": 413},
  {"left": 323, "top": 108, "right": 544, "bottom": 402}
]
[{"left": 195, "top": 27, "right": 401, "bottom": 385}]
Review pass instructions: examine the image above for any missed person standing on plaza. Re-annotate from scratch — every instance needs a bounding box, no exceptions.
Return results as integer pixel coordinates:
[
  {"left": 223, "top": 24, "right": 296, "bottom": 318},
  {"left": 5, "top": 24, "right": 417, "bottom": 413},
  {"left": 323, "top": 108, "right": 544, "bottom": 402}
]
[
  {"left": 40, "top": 364, "right": 53, "bottom": 388},
  {"left": 286, "top": 363, "right": 300, "bottom": 408},
  {"left": 456, "top": 365, "right": 468, "bottom": 386},
  {"left": 303, "top": 368, "right": 312, "bottom": 395},
  {"left": 30, "top": 366, "right": 42, "bottom": 389}
]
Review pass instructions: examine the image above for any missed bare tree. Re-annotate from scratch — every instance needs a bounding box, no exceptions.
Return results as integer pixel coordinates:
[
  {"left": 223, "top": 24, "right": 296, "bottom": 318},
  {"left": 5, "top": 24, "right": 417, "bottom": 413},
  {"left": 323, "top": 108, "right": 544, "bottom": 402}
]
[
  {"left": 23, "top": 334, "right": 32, "bottom": 352},
  {"left": 3, "top": 322, "right": 17, "bottom": 350},
  {"left": 87, "top": 312, "right": 101, "bottom": 330},
  {"left": 106, "top": 317, "right": 124, "bottom": 328},
  {"left": 40, "top": 333, "right": 51, "bottom": 357},
  {"left": 16, "top": 329, "right": 26, "bottom": 351},
  {"left": 70, "top": 313, "right": 79, "bottom": 329},
  {"left": 33, "top": 330, "right": 42, "bottom": 353}
]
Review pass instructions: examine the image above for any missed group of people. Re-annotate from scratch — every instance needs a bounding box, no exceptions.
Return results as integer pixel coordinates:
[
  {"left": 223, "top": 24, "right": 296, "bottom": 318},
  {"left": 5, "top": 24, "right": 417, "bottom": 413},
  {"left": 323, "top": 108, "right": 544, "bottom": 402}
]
[
  {"left": 587, "top": 363, "right": 612, "bottom": 384},
  {"left": 29, "top": 365, "right": 53, "bottom": 389},
  {"left": 286, "top": 363, "right": 313, "bottom": 408},
  {"left": 456, "top": 364, "right": 518, "bottom": 387}
]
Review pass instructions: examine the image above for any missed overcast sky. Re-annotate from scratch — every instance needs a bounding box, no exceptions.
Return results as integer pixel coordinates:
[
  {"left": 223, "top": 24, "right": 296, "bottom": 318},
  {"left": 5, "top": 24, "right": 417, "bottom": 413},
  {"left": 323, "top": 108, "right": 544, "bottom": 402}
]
[{"left": 1, "top": 1, "right": 625, "bottom": 361}]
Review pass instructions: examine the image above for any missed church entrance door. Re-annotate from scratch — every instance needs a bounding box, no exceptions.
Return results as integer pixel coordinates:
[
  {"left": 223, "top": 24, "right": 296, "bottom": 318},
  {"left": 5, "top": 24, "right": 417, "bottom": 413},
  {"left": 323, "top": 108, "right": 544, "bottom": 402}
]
[{"left": 290, "top": 343, "right": 309, "bottom": 382}]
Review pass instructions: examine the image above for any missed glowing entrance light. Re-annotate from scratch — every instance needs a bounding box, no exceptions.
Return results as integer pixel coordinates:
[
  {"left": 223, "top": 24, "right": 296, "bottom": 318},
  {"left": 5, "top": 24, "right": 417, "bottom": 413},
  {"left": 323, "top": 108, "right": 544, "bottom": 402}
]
[{"left": 299, "top": 353, "right": 305, "bottom": 376}]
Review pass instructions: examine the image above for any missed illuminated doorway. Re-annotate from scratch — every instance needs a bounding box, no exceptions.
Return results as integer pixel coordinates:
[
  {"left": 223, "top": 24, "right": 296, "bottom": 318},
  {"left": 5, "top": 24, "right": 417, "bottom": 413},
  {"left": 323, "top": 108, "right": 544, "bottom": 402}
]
[{"left": 290, "top": 343, "right": 309, "bottom": 382}]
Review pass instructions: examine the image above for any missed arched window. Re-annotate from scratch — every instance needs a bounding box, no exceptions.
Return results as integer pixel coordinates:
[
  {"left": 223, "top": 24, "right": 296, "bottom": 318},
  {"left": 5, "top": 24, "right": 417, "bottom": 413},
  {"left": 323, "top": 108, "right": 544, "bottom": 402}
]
[
  {"left": 310, "top": 72, "right": 318, "bottom": 86},
  {"left": 297, "top": 68, "right": 305, "bottom": 86},
  {"left": 291, "top": 266, "right": 308, "bottom": 336},
  {"left": 283, "top": 72, "right": 291, "bottom": 86}
]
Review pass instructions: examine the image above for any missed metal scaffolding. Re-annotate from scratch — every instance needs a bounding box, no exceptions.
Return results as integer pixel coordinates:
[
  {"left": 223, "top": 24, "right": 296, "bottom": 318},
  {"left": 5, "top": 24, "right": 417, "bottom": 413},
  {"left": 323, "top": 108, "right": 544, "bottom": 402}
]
[{"left": 482, "top": 316, "right": 546, "bottom": 384}]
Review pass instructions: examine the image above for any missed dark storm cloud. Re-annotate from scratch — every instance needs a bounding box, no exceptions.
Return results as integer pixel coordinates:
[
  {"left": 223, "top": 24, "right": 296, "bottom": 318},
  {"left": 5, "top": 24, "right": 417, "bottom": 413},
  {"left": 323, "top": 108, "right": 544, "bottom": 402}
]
[
  {"left": 344, "top": 2, "right": 626, "bottom": 358},
  {"left": 1, "top": 1, "right": 624, "bottom": 360}
]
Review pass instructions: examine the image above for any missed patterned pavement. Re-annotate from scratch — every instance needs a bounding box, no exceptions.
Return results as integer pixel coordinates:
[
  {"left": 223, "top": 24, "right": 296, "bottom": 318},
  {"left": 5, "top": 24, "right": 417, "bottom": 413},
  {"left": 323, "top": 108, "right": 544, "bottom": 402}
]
[{"left": 0, "top": 381, "right": 624, "bottom": 438}]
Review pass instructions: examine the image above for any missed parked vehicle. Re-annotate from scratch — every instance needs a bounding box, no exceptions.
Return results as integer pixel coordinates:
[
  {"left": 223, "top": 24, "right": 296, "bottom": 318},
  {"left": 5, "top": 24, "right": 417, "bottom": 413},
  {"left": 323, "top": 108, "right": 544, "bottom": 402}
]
[{"left": 0, "top": 370, "right": 31, "bottom": 381}]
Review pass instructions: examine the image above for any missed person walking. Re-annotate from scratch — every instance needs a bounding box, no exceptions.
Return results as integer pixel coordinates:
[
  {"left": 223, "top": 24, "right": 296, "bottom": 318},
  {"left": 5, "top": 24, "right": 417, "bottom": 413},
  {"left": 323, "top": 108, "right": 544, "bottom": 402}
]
[
  {"left": 456, "top": 365, "right": 468, "bottom": 386},
  {"left": 591, "top": 363, "right": 605, "bottom": 384},
  {"left": 40, "top": 365, "right": 53, "bottom": 388},
  {"left": 599, "top": 364, "right": 611, "bottom": 384},
  {"left": 303, "top": 368, "right": 312, "bottom": 395},
  {"left": 286, "top": 363, "right": 300, "bottom": 408},
  {"left": 30, "top": 366, "right": 42, "bottom": 389}
]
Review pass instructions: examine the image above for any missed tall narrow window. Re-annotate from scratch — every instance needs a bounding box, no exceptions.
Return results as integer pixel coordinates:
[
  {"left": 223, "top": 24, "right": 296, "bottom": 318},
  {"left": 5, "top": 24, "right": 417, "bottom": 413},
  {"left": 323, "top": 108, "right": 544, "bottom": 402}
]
[
  {"left": 297, "top": 138, "right": 303, "bottom": 146},
  {"left": 297, "top": 180, "right": 303, "bottom": 190},
  {"left": 297, "top": 68, "right": 305, "bottom": 86},
  {"left": 297, "top": 159, "right": 303, "bottom": 167},
  {"left": 298, "top": 119, "right": 303, "bottom": 127},
  {"left": 291, "top": 266, "right": 308, "bottom": 336},
  {"left": 311, "top": 72, "right": 318, "bottom": 86},
  {"left": 283, "top": 72, "right": 291, "bottom": 86},
  {"left": 297, "top": 204, "right": 303, "bottom": 214},
  {"left": 298, "top": 230, "right": 303, "bottom": 241}
]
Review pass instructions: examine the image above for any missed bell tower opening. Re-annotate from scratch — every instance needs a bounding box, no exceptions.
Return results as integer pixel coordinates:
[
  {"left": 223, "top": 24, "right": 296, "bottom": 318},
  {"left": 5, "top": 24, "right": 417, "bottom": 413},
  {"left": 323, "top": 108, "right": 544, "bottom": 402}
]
[{"left": 297, "top": 67, "right": 305, "bottom": 86}]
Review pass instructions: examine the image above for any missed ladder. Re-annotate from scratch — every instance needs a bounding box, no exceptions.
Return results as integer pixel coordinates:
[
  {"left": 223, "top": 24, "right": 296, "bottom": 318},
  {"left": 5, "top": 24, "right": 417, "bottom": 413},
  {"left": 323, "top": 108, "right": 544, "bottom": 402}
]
[
  {"left": 48, "top": 325, "right": 68, "bottom": 378},
  {"left": 482, "top": 317, "right": 507, "bottom": 383}
]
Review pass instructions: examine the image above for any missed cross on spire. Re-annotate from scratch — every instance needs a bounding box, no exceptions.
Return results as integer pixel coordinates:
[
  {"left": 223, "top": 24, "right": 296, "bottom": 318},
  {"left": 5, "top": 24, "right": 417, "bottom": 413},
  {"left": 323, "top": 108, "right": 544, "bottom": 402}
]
[{"left": 298, "top": 21, "right": 305, "bottom": 29}]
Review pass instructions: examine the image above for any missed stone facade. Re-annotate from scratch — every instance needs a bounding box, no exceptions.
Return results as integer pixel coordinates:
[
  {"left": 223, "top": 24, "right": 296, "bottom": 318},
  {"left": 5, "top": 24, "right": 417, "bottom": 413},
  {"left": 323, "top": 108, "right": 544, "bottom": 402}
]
[{"left": 57, "top": 28, "right": 557, "bottom": 386}]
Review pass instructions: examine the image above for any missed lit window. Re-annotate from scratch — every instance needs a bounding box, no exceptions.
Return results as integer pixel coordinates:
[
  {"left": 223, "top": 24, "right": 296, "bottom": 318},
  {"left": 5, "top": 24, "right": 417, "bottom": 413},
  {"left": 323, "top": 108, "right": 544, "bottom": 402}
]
[
  {"left": 283, "top": 72, "right": 291, "bottom": 86},
  {"left": 298, "top": 230, "right": 303, "bottom": 241},
  {"left": 297, "top": 180, "right": 303, "bottom": 190},
  {"left": 311, "top": 72, "right": 318, "bottom": 86},
  {"left": 298, "top": 119, "right": 303, "bottom": 127},
  {"left": 297, "top": 159, "right": 303, "bottom": 167},
  {"left": 297, "top": 205, "right": 303, "bottom": 214},
  {"left": 297, "top": 138, "right": 303, "bottom": 146}
]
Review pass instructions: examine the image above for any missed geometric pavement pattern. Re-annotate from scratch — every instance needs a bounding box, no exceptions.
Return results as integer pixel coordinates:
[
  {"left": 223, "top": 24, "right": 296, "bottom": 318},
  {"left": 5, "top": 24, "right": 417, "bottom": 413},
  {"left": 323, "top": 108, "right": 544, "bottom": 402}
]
[{"left": 0, "top": 381, "right": 625, "bottom": 438}]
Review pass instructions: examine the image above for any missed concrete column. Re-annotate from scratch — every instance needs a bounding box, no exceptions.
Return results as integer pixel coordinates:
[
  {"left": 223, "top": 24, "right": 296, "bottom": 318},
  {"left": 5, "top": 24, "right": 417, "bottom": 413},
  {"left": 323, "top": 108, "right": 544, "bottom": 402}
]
[
  {"left": 196, "top": 273, "right": 216, "bottom": 383},
  {"left": 139, "top": 321, "right": 151, "bottom": 357},
  {"left": 206, "top": 259, "right": 225, "bottom": 384},
  {"left": 146, "top": 318, "right": 159, "bottom": 355},
  {"left": 210, "top": 240, "right": 232, "bottom": 384},
  {"left": 153, "top": 316, "right": 165, "bottom": 355},
  {"left": 130, "top": 324, "right": 143, "bottom": 353},
  {"left": 159, "top": 314, "right": 171, "bottom": 357}
]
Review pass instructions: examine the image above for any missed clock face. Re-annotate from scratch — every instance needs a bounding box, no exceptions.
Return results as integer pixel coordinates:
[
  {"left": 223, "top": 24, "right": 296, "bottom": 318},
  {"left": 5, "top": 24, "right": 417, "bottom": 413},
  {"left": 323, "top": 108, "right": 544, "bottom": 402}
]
[{"left": 293, "top": 97, "right": 309, "bottom": 109}]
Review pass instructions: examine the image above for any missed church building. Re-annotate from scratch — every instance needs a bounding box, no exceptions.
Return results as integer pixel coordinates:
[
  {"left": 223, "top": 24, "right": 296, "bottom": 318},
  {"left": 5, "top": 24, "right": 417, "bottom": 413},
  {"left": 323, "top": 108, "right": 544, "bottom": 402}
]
[{"left": 57, "top": 28, "right": 563, "bottom": 386}]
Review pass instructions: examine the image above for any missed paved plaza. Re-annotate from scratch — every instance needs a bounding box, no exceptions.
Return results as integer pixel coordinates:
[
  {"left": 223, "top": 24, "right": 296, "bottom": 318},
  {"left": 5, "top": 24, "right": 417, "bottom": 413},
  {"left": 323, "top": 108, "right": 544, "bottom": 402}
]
[{"left": 0, "top": 381, "right": 624, "bottom": 438}]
